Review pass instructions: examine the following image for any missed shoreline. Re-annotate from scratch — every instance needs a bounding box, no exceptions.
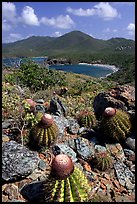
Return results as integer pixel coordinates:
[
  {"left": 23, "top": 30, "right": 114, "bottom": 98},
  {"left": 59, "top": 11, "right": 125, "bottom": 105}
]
[{"left": 78, "top": 62, "right": 119, "bottom": 78}]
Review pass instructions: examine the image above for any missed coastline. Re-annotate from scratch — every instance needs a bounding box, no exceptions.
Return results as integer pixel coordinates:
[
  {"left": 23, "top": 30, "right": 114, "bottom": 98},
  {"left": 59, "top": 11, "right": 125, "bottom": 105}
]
[{"left": 78, "top": 62, "right": 119, "bottom": 79}]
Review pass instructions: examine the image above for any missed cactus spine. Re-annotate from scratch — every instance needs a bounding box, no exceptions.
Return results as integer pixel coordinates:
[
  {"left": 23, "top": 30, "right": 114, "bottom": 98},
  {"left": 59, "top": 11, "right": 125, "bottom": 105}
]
[
  {"left": 100, "top": 107, "right": 132, "bottom": 142},
  {"left": 77, "top": 110, "right": 96, "bottom": 128},
  {"left": 29, "top": 113, "right": 59, "bottom": 148},
  {"left": 91, "top": 152, "right": 112, "bottom": 171},
  {"left": 43, "top": 154, "right": 92, "bottom": 202}
]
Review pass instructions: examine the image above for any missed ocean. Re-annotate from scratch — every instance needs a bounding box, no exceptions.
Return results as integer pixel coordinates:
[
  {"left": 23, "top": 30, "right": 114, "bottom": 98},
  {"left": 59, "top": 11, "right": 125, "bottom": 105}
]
[
  {"left": 49, "top": 64, "right": 118, "bottom": 78},
  {"left": 2, "top": 57, "right": 118, "bottom": 78}
]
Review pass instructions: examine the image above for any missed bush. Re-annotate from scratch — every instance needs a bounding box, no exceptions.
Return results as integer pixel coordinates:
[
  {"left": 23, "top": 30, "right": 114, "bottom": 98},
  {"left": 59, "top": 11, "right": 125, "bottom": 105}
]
[{"left": 17, "top": 60, "right": 67, "bottom": 92}]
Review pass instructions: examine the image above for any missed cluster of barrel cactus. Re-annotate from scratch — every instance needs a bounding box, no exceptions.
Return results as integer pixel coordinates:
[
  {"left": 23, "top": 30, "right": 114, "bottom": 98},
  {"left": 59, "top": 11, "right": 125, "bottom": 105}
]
[
  {"left": 100, "top": 107, "right": 132, "bottom": 142},
  {"left": 43, "top": 154, "right": 92, "bottom": 202},
  {"left": 29, "top": 113, "right": 59, "bottom": 149},
  {"left": 91, "top": 151, "right": 112, "bottom": 171},
  {"left": 76, "top": 110, "right": 96, "bottom": 128}
]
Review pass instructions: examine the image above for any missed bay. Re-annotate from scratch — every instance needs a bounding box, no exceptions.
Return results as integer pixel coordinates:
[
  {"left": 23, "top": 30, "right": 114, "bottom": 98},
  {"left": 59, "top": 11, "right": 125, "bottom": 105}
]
[
  {"left": 49, "top": 64, "right": 118, "bottom": 78},
  {"left": 2, "top": 57, "right": 118, "bottom": 78}
]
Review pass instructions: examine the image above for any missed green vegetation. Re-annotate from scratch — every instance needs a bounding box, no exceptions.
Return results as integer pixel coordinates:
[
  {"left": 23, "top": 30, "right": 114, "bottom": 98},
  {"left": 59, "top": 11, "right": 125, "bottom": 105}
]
[
  {"left": 44, "top": 165, "right": 92, "bottom": 202},
  {"left": 29, "top": 113, "right": 59, "bottom": 150},
  {"left": 91, "top": 151, "right": 112, "bottom": 171},
  {"left": 100, "top": 108, "right": 132, "bottom": 143},
  {"left": 2, "top": 61, "right": 118, "bottom": 145},
  {"left": 2, "top": 31, "right": 135, "bottom": 85},
  {"left": 3, "top": 60, "right": 67, "bottom": 92},
  {"left": 76, "top": 110, "right": 97, "bottom": 128},
  {"left": 2, "top": 31, "right": 135, "bottom": 57}
]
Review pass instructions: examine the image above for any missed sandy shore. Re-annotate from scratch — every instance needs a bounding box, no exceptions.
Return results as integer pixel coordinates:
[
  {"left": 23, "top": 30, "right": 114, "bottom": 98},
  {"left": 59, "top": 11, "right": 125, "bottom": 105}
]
[{"left": 78, "top": 62, "right": 119, "bottom": 78}]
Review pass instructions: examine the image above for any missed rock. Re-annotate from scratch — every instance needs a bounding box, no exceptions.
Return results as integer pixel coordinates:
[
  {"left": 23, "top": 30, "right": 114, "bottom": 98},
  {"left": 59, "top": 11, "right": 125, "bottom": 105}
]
[
  {"left": 52, "top": 115, "right": 69, "bottom": 138},
  {"left": 9, "top": 199, "right": 26, "bottom": 202},
  {"left": 124, "top": 149, "right": 135, "bottom": 162},
  {"left": 94, "top": 145, "right": 107, "bottom": 153},
  {"left": 20, "top": 181, "right": 44, "bottom": 202},
  {"left": 124, "top": 160, "right": 133, "bottom": 167},
  {"left": 88, "top": 135, "right": 99, "bottom": 145},
  {"left": 125, "top": 136, "right": 135, "bottom": 151},
  {"left": 114, "top": 194, "right": 135, "bottom": 202},
  {"left": 2, "top": 134, "right": 10, "bottom": 142},
  {"left": 125, "top": 178, "right": 135, "bottom": 190},
  {"left": 35, "top": 99, "right": 45, "bottom": 104},
  {"left": 66, "top": 117, "right": 80, "bottom": 134},
  {"left": 106, "top": 143, "right": 125, "bottom": 161},
  {"left": 2, "top": 195, "right": 9, "bottom": 202},
  {"left": 2, "top": 121, "right": 12, "bottom": 129},
  {"left": 78, "top": 127, "right": 87, "bottom": 134},
  {"left": 38, "top": 159, "right": 47, "bottom": 171},
  {"left": 49, "top": 97, "right": 67, "bottom": 116},
  {"left": 27, "top": 169, "right": 44, "bottom": 181},
  {"left": 66, "top": 137, "right": 95, "bottom": 161},
  {"left": 34, "top": 104, "right": 46, "bottom": 113},
  {"left": 93, "top": 92, "right": 126, "bottom": 119},
  {"left": 3, "top": 184, "right": 18, "bottom": 200},
  {"left": 114, "top": 160, "right": 135, "bottom": 187},
  {"left": 93, "top": 85, "right": 135, "bottom": 119},
  {"left": 130, "top": 165, "right": 135, "bottom": 173},
  {"left": 52, "top": 143, "right": 77, "bottom": 162},
  {"left": 2, "top": 140, "right": 40, "bottom": 182}
]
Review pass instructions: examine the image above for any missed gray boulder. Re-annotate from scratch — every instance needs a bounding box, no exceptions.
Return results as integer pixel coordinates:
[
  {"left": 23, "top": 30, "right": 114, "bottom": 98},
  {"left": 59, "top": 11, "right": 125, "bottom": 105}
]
[{"left": 2, "top": 140, "right": 40, "bottom": 181}]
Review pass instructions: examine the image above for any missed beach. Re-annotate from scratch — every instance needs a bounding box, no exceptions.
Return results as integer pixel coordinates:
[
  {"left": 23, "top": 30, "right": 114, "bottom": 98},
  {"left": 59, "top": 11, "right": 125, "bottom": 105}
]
[{"left": 78, "top": 62, "right": 119, "bottom": 78}]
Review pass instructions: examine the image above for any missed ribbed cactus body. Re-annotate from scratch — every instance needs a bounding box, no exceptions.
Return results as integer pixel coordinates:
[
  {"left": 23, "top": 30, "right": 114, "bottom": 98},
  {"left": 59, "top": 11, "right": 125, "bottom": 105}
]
[
  {"left": 29, "top": 114, "right": 59, "bottom": 148},
  {"left": 77, "top": 110, "right": 96, "bottom": 128},
  {"left": 44, "top": 166, "right": 92, "bottom": 202},
  {"left": 100, "top": 108, "right": 132, "bottom": 142},
  {"left": 30, "top": 123, "right": 58, "bottom": 147},
  {"left": 91, "top": 152, "right": 112, "bottom": 171}
]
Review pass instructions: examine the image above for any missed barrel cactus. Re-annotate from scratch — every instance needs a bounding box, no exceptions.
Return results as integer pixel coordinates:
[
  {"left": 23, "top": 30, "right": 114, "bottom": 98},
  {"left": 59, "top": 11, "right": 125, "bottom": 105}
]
[
  {"left": 43, "top": 154, "right": 92, "bottom": 202},
  {"left": 100, "top": 107, "right": 132, "bottom": 142},
  {"left": 29, "top": 113, "right": 59, "bottom": 149},
  {"left": 76, "top": 110, "right": 96, "bottom": 128},
  {"left": 91, "top": 151, "right": 112, "bottom": 171}
]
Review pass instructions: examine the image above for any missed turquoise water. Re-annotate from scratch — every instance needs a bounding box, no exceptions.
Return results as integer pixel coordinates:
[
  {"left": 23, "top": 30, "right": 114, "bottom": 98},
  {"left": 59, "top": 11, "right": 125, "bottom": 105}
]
[
  {"left": 49, "top": 64, "right": 114, "bottom": 78},
  {"left": 2, "top": 57, "right": 116, "bottom": 78}
]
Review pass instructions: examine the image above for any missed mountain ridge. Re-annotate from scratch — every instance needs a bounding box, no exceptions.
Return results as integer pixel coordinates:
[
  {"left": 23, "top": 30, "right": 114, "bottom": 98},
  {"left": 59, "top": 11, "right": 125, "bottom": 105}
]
[{"left": 2, "top": 30, "right": 135, "bottom": 57}]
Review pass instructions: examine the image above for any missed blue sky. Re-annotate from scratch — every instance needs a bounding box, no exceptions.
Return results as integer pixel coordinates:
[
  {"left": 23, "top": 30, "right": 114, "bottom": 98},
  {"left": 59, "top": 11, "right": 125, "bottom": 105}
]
[{"left": 2, "top": 2, "right": 135, "bottom": 43}]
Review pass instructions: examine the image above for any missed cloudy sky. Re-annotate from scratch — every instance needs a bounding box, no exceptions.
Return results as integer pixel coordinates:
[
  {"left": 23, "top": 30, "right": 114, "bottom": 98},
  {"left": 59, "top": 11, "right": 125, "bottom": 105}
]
[{"left": 2, "top": 2, "right": 135, "bottom": 43}]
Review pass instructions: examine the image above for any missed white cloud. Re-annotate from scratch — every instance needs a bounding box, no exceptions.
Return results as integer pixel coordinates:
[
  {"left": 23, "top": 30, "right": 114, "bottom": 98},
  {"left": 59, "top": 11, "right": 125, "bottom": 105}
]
[
  {"left": 52, "top": 31, "right": 62, "bottom": 37},
  {"left": 94, "top": 2, "right": 119, "bottom": 20},
  {"left": 2, "top": 2, "right": 16, "bottom": 22},
  {"left": 2, "top": 2, "right": 18, "bottom": 32},
  {"left": 2, "top": 20, "right": 11, "bottom": 31},
  {"left": 4, "top": 33, "right": 24, "bottom": 43},
  {"left": 21, "top": 6, "right": 40, "bottom": 26},
  {"left": 127, "top": 23, "right": 135, "bottom": 35},
  {"left": 67, "top": 2, "right": 120, "bottom": 20},
  {"left": 66, "top": 7, "right": 95, "bottom": 16},
  {"left": 40, "top": 15, "right": 75, "bottom": 29}
]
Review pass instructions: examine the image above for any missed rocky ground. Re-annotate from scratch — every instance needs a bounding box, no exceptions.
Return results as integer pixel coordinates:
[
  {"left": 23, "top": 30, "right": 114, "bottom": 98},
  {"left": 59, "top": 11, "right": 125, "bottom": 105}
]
[{"left": 2, "top": 84, "right": 135, "bottom": 202}]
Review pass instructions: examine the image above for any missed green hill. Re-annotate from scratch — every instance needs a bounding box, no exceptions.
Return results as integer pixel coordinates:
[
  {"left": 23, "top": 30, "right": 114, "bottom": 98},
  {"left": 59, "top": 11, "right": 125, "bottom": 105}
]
[{"left": 2, "top": 30, "right": 135, "bottom": 57}]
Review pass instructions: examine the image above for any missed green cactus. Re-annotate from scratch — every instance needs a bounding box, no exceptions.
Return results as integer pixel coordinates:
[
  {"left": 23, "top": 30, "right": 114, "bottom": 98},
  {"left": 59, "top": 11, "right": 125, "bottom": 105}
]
[
  {"left": 76, "top": 110, "right": 96, "bottom": 128},
  {"left": 43, "top": 154, "right": 92, "bottom": 202},
  {"left": 29, "top": 113, "right": 59, "bottom": 149},
  {"left": 91, "top": 151, "right": 112, "bottom": 171},
  {"left": 100, "top": 107, "right": 132, "bottom": 142}
]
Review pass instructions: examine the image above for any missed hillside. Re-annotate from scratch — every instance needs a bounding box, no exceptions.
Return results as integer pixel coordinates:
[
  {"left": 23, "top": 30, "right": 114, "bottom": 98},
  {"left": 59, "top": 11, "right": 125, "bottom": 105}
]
[{"left": 2, "top": 30, "right": 135, "bottom": 57}]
